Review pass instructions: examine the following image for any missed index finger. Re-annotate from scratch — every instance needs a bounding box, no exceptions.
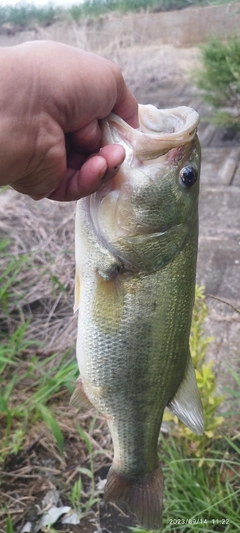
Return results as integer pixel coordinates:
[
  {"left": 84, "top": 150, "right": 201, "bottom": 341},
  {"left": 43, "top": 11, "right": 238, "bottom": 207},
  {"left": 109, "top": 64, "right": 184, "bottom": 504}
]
[{"left": 113, "top": 78, "right": 139, "bottom": 128}]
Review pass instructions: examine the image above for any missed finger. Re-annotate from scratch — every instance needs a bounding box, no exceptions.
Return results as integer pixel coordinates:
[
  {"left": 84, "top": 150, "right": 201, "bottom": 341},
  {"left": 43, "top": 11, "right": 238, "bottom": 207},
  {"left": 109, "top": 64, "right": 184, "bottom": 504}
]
[
  {"left": 113, "top": 83, "right": 139, "bottom": 129},
  {"left": 49, "top": 144, "right": 125, "bottom": 202},
  {"left": 98, "top": 144, "right": 125, "bottom": 181},
  {"left": 49, "top": 155, "right": 107, "bottom": 202},
  {"left": 71, "top": 119, "right": 102, "bottom": 154},
  {"left": 67, "top": 139, "right": 125, "bottom": 172},
  {"left": 67, "top": 150, "right": 85, "bottom": 170}
]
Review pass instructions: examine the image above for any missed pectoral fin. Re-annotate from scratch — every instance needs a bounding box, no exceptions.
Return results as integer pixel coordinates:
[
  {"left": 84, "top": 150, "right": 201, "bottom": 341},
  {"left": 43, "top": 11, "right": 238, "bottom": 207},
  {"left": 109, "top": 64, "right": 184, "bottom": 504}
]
[
  {"left": 167, "top": 354, "right": 204, "bottom": 435},
  {"left": 93, "top": 271, "right": 124, "bottom": 335},
  {"left": 70, "top": 377, "right": 94, "bottom": 410}
]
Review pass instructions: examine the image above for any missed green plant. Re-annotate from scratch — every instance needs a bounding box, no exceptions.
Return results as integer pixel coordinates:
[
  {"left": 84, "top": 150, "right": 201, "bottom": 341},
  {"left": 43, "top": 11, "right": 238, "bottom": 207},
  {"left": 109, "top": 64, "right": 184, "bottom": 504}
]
[
  {"left": 0, "top": 336, "right": 78, "bottom": 458},
  {"left": 0, "top": 239, "right": 31, "bottom": 317},
  {"left": 6, "top": 513, "right": 14, "bottom": 533},
  {"left": 0, "top": 235, "right": 78, "bottom": 459},
  {"left": 163, "top": 286, "right": 225, "bottom": 459},
  {"left": 224, "top": 367, "right": 240, "bottom": 400},
  {"left": 68, "top": 419, "right": 102, "bottom": 516},
  {"left": 69, "top": 4, "right": 83, "bottom": 21},
  {"left": 68, "top": 475, "right": 82, "bottom": 509},
  {"left": 68, "top": 467, "right": 99, "bottom": 515},
  {"left": 193, "top": 36, "right": 240, "bottom": 128},
  {"left": 76, "top": 0, "right": 239, "bottom": 18},
  {"left": 0, "top": 2, "right": 59, "bottom": 28},
  {"left": 130, "top": 435, "right": 240, "bottom": 532},
  {"left": 221, "top": 365, "right": 240, "bottom": 424}
]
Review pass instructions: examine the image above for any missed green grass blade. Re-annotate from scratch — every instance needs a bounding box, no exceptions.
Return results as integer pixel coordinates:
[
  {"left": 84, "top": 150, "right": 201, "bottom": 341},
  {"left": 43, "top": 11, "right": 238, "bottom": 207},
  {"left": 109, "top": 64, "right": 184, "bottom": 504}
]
[{"left": 37, "top": 404, "right": 64, "bottom": 454}]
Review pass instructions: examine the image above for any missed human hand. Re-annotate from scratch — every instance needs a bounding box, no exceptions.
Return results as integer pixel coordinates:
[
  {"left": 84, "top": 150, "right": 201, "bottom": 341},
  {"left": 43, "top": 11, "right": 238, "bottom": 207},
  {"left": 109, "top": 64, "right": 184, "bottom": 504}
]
[{"left": 0, "top": 41, "right": 138, "bottom": 201}]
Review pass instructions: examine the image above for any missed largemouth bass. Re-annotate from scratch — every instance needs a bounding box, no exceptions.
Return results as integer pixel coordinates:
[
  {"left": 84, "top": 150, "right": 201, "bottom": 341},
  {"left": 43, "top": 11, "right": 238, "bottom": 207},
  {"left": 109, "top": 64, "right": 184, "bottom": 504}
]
[{"left": 72, "top": 104, "right": 203, "bottom": 530}]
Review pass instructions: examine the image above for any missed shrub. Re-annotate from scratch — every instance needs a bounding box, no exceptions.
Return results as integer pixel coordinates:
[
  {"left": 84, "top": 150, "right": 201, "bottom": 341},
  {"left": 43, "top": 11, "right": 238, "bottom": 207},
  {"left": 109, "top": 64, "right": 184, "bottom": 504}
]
[
  {"left": 193, "top": 37, "right": 240, "bottom": 128},
  {"left": 0, "top": 3, "right": 59, "bottom": 29}
]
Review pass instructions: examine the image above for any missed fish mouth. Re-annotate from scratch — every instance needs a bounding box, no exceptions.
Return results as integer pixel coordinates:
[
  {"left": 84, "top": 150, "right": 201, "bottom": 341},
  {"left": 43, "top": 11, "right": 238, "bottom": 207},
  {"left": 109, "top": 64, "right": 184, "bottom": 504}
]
[{"left": 103, "top": 104, "right": 200, "bottom": 161}]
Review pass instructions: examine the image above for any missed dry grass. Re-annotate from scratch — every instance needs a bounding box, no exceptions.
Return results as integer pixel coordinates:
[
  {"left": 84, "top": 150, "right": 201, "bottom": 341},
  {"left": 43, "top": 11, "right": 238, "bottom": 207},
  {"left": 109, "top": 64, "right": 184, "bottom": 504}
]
[
  {"left": 0, "top": 189, "right": 76, "bottom": 354},
  {"left": 0, "top": 405, "right": 112, "bottom": 532},
  {"left": 103, "top": 44, "right": 198, "bottom": 94}
]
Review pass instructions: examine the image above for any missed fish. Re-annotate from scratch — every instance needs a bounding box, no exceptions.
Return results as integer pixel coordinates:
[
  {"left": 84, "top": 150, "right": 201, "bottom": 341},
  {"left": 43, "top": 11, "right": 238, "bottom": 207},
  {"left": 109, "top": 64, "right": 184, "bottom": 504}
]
[{"left": 72, "top": 104, "right": 203, "bottom": 530}]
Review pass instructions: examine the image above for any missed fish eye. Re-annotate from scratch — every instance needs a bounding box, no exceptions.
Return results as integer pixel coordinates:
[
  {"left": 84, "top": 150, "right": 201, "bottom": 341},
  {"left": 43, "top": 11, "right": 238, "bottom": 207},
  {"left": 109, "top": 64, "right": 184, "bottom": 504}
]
[{"left": 179, "top": 166, "right": 198, "bottom": 187}]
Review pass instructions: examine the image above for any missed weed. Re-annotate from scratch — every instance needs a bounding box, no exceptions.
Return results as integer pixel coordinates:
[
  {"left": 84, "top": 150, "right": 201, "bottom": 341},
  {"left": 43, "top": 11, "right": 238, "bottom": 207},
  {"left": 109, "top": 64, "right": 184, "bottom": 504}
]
[
  {"left": 75, "top": 0, "right": 240, "bottom": 18},
  {"left": 37, "top": 404, "right": 64, "bottom": 453},
  {"left": 76, "top": 416, "right": 97, "bottom": 488},
  {"left": 0, "top": 2, "right": 59, "bottom": 29},
  {"left": 67, "top": 418, "right": 103, "bottom": 518},
  {"left": 0, "top": 239, "right": 32, "bottom": 318},
  {"left": 129, "top": 435, "right": 240, "bottom": 532},
  {"left": 0, "top": 340, "right": 78, "bottom": 459},
  {"left": 68, "top": 475, "right": 82, "bottom": 509},
  {"left": 192, "top": 36, "right": 240, "bottom": 129},
  {"left": 6, "top": 514, "right": 13, "bottom": 533},
  {"left": 224, "top": 367, "right": 240, "bottom": 400}
]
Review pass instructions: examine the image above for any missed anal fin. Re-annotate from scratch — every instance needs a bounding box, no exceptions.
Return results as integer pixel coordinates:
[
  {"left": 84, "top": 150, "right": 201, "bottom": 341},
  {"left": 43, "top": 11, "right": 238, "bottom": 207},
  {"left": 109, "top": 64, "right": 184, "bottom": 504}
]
[
  {"left": 104, "top": 466, "right": 164, "bottom": 530},
  {"left": 167, "top": 353, "right": 204, "bottom": 435},
  {"left": 70, "top": 377, "right": 94, "bottom": 410}
]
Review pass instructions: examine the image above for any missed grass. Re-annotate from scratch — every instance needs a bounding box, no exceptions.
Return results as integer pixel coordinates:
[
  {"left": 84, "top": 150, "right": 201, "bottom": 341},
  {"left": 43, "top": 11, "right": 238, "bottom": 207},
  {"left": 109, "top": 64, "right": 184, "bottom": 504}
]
[
  {"left": 0, "top": 235, "right": 77, "bottom": 454},
  {"left": 130, "top": 436, "right": 240, "bottom": 532},
  {"left": 0, "top": 1, "right": 238, "bottom": 28},
  {"left": 0, "top": 328, "right": 78, "bottom": 457}
]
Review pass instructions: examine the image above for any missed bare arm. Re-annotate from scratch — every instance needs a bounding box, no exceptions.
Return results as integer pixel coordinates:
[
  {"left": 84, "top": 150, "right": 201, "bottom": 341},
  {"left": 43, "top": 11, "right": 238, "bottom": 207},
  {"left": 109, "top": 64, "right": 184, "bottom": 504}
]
[{"left": 0, "top": 41, "right": 138, "bottom": 201}]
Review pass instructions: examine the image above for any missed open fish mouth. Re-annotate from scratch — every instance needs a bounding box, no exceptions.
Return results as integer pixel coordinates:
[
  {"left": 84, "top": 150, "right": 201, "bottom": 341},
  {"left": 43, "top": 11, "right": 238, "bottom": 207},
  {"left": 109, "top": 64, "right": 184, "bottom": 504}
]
[{"left": 100, "top": 104, "right": 200, "bottom": 161}]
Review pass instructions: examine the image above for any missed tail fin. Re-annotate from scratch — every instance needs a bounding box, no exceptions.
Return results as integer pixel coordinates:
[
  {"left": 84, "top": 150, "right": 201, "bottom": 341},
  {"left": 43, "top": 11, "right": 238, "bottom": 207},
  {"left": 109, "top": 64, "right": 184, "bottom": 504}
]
[{"left": 104, "top": 466, "right": 164, "bottom": 530}]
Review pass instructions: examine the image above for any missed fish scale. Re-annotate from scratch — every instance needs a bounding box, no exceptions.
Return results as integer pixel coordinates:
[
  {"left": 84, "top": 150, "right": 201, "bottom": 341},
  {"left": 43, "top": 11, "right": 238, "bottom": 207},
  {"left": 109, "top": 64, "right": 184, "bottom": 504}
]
[{"left": 73, "top": 104, "right": 203, "bottom": 529}]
